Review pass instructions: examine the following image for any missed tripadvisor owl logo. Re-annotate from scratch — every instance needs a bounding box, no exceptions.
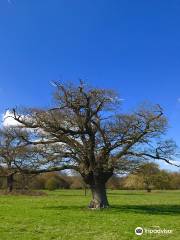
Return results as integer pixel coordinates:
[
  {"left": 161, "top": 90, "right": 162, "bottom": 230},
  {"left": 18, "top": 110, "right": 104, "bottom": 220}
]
[{"left": 135, "top": 227, "right": 143, "bottom": 235}]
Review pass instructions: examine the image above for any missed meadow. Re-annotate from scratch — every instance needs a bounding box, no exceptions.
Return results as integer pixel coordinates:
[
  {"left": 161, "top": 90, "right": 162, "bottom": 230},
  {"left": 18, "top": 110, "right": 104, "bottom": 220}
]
[{"left": 0, "top": 190, "right": 179, "bottom": 240}]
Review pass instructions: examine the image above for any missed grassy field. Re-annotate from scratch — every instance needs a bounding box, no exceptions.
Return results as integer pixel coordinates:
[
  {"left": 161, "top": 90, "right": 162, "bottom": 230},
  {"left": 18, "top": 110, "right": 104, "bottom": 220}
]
[{"left": 0, "top": 190, "right": 179, "bottom": 240}]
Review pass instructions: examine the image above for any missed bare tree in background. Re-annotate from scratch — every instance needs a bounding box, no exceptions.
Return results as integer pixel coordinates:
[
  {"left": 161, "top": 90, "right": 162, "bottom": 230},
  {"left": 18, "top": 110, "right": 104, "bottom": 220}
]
[
  {"left": 0, "top": 127, "right": 42, "bottom": 192},
  {"left": 11, "top": 81, "right": 179, "bottom": 208}
]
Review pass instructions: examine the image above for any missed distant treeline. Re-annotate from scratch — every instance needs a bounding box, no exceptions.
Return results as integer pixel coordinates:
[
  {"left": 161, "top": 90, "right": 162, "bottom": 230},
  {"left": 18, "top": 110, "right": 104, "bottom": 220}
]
[{"left": 0, "top": 163, "right": 180, "bottom": 191}]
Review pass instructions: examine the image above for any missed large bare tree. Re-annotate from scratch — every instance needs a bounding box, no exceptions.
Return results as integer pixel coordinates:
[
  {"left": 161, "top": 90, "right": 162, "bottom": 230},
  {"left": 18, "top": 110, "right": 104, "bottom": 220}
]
[{"left": 11, "top": 81, "right": 179, "bottom": 208}]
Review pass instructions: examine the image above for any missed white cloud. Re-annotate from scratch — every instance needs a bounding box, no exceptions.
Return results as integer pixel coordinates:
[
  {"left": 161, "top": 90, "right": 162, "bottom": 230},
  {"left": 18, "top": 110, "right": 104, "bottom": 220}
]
[
  {"left": 168, "top": 160, "right": 180, "bottom": 167},
  {"left": 177, "top": 98, "right": 180, "bottom": 103},
  {"left": 2, "top": 110, "right": 21, "bottom": 127}
]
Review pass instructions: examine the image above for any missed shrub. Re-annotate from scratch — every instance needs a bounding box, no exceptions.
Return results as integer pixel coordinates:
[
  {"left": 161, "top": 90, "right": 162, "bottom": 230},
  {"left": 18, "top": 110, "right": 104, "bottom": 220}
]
[
  {"left": 45, "top": 177, "right": 60, "bottom": 191},
  {"left": 107, "top": 175, "right": 121, "bottom": 189},
  {"left": 70, "top": 177, "right": 84, "bottom": 189}
]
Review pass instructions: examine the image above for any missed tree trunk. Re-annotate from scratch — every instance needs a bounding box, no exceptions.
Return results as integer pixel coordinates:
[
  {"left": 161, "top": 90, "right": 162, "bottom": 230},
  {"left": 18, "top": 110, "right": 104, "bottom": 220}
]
[
  {"left": 84, "top": 186, "right": 87, "bottom": 196},
  {"left": 81, "top": 169, "right": 113, "bottom": 209},
  {"left": 89, "top": 182, "right": 109, "bottom": 209},
  {"left": 7, "top": 174, "right": 14, "bottom": 192}
]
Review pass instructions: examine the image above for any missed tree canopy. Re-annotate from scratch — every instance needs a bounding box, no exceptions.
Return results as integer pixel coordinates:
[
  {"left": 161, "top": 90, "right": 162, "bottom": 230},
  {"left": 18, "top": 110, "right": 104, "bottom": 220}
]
[{"left": 1, "top": 81, "right": 179, "bottom": 208}]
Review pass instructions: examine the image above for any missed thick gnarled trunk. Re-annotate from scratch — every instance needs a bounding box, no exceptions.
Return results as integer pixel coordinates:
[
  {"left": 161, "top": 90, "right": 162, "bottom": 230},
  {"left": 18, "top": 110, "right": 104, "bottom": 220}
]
[
  {"left": 82, "top": 169, "right": 113, "bottom": 209},
  {"left": 89, "top": 182, "right": 109, "bottom": 208}
]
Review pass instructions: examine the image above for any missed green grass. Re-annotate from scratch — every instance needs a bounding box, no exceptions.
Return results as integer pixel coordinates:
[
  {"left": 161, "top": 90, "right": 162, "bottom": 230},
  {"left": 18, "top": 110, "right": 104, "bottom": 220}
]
[{"left": 0, "top": 190, "right": 179, "bottom": 240}]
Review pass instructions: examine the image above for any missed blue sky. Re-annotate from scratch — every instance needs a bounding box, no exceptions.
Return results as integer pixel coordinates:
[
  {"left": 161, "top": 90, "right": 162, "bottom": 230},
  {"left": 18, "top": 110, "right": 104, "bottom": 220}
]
[{"left": 0, "top": 0, "right": 180, "bottom": 171}]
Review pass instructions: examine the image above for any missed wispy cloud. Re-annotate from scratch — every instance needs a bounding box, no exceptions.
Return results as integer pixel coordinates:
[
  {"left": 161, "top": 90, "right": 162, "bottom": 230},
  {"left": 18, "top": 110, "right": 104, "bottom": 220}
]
[
  {"left": 7, "top": 0, "right": 15, "bottom": 5},
  {"left": 49, "top": 81, "right": 57, "bottom": 87}
]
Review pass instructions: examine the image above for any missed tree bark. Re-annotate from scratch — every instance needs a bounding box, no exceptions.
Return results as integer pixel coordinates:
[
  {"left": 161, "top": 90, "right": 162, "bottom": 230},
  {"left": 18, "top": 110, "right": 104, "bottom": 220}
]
[
  {"left": 89, "top": 182, "right": 109, "bottom": 208},
  {"left": 81, "top": 169, "right": 113, "bottom": 209},
  {"left": 84, "top": 186, "right": 87, "bottom": 196},
  {"left": 7, "top": 174, "right": 14, "bottom": 192}
]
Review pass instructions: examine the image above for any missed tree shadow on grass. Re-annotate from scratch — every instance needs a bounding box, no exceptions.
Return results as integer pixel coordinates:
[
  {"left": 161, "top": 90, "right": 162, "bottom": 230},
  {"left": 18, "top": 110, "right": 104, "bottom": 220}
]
[
  {"left": 42, "top": 204, "right": 180, "bottom": 216},
  {"left": 111, "top": 204, "right": 180, "bottom": 216}
]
